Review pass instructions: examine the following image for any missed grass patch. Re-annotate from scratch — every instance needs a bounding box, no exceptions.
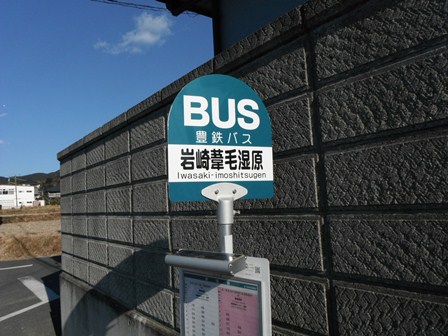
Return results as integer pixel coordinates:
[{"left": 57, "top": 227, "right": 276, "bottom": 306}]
[
  {"left": 0, "top": 234, "right": 61, "bottom": 260},
  {"left": 0, "top": 206, "right": 61, "bottom": 260},
  {"left": 0, "top": 204, "right": 60, "bottom": 214},
  {"left": 1, "top": 212, "right": 61, "bottom": 224},
  {"left": 0, "top": 205, "right": 60, "bottom": 224}
]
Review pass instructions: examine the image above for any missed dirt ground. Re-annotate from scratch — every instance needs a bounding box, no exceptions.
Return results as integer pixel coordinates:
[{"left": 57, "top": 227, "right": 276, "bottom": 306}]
[
  {"left": 0, "top": 207, "right": 61, "bottom": 260},
  {"left": 0, "top": 205, "right": 61, "bottom": 224},
  {"left": 0, "top": 219, "right": 60, "bottom": 235}
]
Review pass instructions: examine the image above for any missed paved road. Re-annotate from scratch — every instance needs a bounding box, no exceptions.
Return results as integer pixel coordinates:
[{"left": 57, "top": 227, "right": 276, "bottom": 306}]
[{"left": 0, "top": 256, "right": 61, "bottom": 336}]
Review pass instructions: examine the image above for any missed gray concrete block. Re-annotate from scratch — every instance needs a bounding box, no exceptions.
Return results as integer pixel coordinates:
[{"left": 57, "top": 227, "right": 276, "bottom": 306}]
[
  {"left": 60, "top": 176, "right": 71, "bottom": 196},
  {"left": 237, "top": 41, "right": 308, "bottom": 101},
  {"left": 88, "top": 240, "right": 108, "bottom": 265},
  {"left": 86, "top": 142, "right": 104, "bottom": 167},
  {"left": 314, "top": 0, "right": 448, "bottom": 79},
  {"left": 335, "top": 285, "right": 448, "bottom": 335},
  {"left": 62, "top": 235, "right": 73, "bottom": 255},
  {"left": 86, "top": 165, "right": 105, "bottom": 190},
  {"left": 88, "top": 216, "right": 107, "bottom": 239},
  {"left": 108, "top": 272, "right": 135, "bottom": 309},
  {"left": 270, "top": 97, "right": 313, "bottom": 153},
  {"left": 169, "top": 199, "right": 216, "bottom": 213},
  {"left": 161, "top": 61, "right": 213, "bottom": 100},
  {"left": 73, "top": 237, "right": 88, "bottom": 259},
  {"left": 319, "top": 49, "right": 448, "bottom": 142},
  {"left": 238, "top": 156, "right": 318, "bottom": 209},
  {"left": 60, "top": 159, "right": 71, "bottom": 177},
  {"left": 131, "top": 146, "right": 166, "bottom": 181},
  {"left": 330, "top": 214, "right": 448, "bottom": 286},
  {"left": 60, "top": 196, "right": 71, "bottom": 214},
  {"left": 234, "top": 217, "right": 323, "bottom": 270},
  {"left": 126, "top": 91, "right": 162, "bottom": 121},
  {"left": 83, "top": 127, "right": 102, "bottom": 145},
  {"left": 173, "top": 267, "right": 180, "bottom": 291},
  {"left": 135, "top": 250, "right": 170, "bottom": 287},
  {"left": 55, "top": 3, "right": 448, "bottom": 335},
  {"left": 303, "top": 0, "right": 368, "bottom": 28},
  {"left": 61, "top": 274, "right": 176, "bottom": 336},
  {"left": 65, "top": 139, "right": 85, "bottom": 159},
  {"left": 72, "top": 171, "right": 86, "bottom": 193},
  {"left": 61, "top": 216, "right": 72, "bottom": 234},
  {"left": 87, "top": 190, "right": 105, "bottom": 213},
  {"left": 173, "top": 295, "right": 180, "bottom": 330},
  {"left": 105, "top": 131, "right": 129, "bottom": 160},
  {"left": 58, "top": 149, "right": 71, "bottom": 161},
  {"left": 88, "top": 263, "right": 110, "bottom": 293},
  {"left": 271, "top": 275, "right": 328, "bottom": 334},
  {"left": 71, "top": 152, "right": 86, "bottom": 172},
  {"left": 108, "top": 244, "right": 134, "bottom": 275},
  {"left": 106, "top": 187, "right": 131, "bottom": 213},
  {"left": 215, "top": 7, "right": 303, "bottom": 71},
  {"left": 132, "top": 181, "right": 168, "bottom": 213},
  {"left": 171, "top": 218, "right": 219, "bottom": 252},
  {"left": 133, "top": 218, "right": 169, "bottom": 250},
  {"left": 136, "top": 284, "right": 173, "bottom": 326},
  {"left": 61, "top": 253, "right": 73, "bottom": 275},
  {"left": 106, "top": 156, "right": 130, "bottom": 186},
  {"left": 326, "top": 134, "right": 448, "bottom": 206},
  {"left": 102, "top": 112, "right": 126, "bottom": 134},
  {"left": 72, "top": 216, "right": 87, "bottom": 236},
  {"left": 130, "top": 112, "right": 166, "bottom": 150},
  {"left": 72, "top": 194, "right": 86, "bottom": 214},
  {"left": 108, "top": 217, "right": 132, "bottom": 243},
  {"left": 73, "top": 257, "right": 88, "bottom": 282},
  {"left": 272, "top": 326, "right": 309, "bottom": 336}
]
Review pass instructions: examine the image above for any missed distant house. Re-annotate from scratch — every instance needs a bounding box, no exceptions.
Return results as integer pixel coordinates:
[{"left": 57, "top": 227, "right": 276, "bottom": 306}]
[
  {"left": 0, "top": 185, "right": 35, "bottom": 209},
  {"left": 46, "top": 186, "right": 61, "bottom": 199}
]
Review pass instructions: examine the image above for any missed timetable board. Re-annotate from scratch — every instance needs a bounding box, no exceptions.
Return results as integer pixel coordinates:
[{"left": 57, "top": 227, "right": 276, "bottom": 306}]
[{"left": 179, "top": 257, "right": 271, "bottom": 336}]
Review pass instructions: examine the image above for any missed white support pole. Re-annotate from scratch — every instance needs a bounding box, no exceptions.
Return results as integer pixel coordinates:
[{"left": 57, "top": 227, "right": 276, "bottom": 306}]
[
  {"left": 217, "top": 197, "right": 234, "bottom": 254},
  {"left": 201, "top": 183, "right": 248, "bottom": 254}
]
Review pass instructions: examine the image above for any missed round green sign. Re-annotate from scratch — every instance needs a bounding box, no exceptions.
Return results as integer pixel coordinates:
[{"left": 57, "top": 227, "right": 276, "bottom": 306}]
[{"left": 168, "top": 74, "right": 273, "bottom": 201}]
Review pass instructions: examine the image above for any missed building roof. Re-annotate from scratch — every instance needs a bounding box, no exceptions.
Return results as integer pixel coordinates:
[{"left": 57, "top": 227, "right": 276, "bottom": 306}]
[
  {"left": 156, "top": 0, "right": 212, "bottom": 17},
  {"left": 46, "top": 186, "right": 60, "bottom": 193}
]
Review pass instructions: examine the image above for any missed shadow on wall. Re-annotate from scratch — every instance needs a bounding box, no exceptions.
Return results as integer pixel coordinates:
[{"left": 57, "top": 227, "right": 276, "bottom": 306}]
[
  {"left": 41, "top": 258, "right": 62, "bottom": 336},
  {"left": 62, "top": 240, "right": 172, "bottom": 336}
]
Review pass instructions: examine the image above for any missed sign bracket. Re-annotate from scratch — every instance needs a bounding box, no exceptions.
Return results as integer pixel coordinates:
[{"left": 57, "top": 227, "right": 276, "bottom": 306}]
[{"left": 201, "top": 182, "right": 248, "bottom": 254}]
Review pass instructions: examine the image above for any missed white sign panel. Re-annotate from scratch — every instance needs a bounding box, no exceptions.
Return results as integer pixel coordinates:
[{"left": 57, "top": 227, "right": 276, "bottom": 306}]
[{"left": 180, "top": 257, "right": 271, "bottom": 336}]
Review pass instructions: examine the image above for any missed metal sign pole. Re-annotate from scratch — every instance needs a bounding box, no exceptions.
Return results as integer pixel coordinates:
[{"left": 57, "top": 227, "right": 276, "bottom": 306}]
[
  {"left": 217, "top": 196, "right": 235, "bottom": 253},
  {"left": 202, "top": 183, "right": 248, "bottom": 254}
]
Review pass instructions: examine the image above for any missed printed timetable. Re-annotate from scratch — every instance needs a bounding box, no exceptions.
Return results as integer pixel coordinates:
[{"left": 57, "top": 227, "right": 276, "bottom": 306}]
[{"left": 182, "top": 272, "right": 261, "bottom": 336}]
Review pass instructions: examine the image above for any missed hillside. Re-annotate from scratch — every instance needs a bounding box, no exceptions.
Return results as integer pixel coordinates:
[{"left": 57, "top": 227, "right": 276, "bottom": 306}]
[{"left": 0, "top": 171, "right": 60, "bottom": 191}]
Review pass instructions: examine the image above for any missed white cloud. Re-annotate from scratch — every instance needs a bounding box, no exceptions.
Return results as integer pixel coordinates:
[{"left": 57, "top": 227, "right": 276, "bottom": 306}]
[
  {"left": 0, "top": 139, "right": 5, "bottom": 145},
  {"left": 0, "top": 113, "right": 8, "bottom": 118},
  {"left": 95, "top": 12, "right": 172, "bottom": 55}
]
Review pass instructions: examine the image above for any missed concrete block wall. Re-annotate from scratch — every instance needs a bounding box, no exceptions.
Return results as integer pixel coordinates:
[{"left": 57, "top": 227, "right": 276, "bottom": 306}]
[{"left": 58, "top": 0, "right": 448, "bottom": 335}]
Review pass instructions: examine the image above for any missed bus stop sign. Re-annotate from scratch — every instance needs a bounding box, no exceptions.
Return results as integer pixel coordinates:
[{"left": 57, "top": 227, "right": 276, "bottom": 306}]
[{"left": 168, "top": 74, "right": 273, "bottom": 201}]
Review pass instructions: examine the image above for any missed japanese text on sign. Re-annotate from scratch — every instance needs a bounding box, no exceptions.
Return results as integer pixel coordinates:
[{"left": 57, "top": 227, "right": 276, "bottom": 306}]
[
  {"left": 180, "top": 148, "right": 263, "bottom": 171},
  {"left": 183, "top": 272, "right": 260, "bottom": 336},
  {"left": 168, "top": 145, "right": 273, "bottom": 183}
]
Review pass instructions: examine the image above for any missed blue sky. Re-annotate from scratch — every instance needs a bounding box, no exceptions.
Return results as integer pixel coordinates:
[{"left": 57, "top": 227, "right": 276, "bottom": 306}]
[{"left": 0, "top": 0, "right": 213, "bottom": 177}]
